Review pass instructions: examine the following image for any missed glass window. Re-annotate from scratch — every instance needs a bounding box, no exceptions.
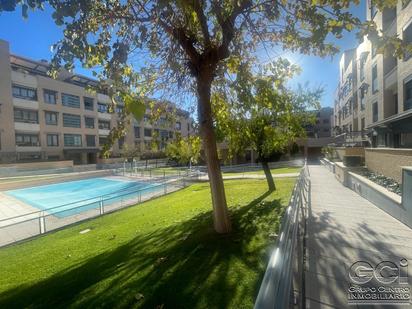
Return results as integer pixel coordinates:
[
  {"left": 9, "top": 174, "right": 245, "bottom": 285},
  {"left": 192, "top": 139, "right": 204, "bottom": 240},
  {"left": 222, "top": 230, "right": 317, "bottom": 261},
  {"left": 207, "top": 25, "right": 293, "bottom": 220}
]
[
  {"left": 175, "top": 121, "right": 181, "bottom": 130},
  {"left": 14, "top": 108, "right": 38, "bottom": 123},
  {"left": 403, "top": 22, "right": 412, "bottom": 60},
  {"left": 404, "top": 78, "right": 412, "bottom": 110},
  {"left": 15, "top": 133, "right": 39, "bottom": 146},
  {"left": 45, "top": 111, "right": 58, "bottom": 125},
  {"left": 116, "top": 105, "right": 124, "bottom": 114},
  {"left": 47, "top": 134, "right": 59, "bottom": 146},
  {"left": 372, "top": 64, "right": 378, "bottom": 93},
  {"left": 64, "top": 134, "right": 82, "bottom": 147},
  {"left": 97, "top": 102, "right": 108, "bottom": 113},
  {"left": 84, "top": 97, "right": 94, "bottom": 111},
  {"left": 12, "top": 85, "right": 37, "bottom": 100},
  {"left": 99, "top": 136, "right": 108, "bottom": 146},
  {"left": 373, "top": 102, "right": 378, "bottom": 122},
  {"left": 86, "top": 135, "right": 96, "bottom": 147},
  {"left": 62, "top": 93, "right": 80, "bottom": 108},
  {"left": 63, "top": 113, "right": 81, "bottom": 128},
  {"left": 85, "top": 117, "right": 95, "bottom": 129},
  {"left": 43, "top": 89, "right": 57, "bottom": 104},
  {"left": 98, "top": 120, "right": 110, "bottom": 130},
  {"left": 370, "top": 2, "right": 378, "bottom": 19},
  {"left": 144, "top": 128, "right": 152, "bottom": 137},
  {"left": 134, "top": 126, "right": 140, "bottom": 138}
]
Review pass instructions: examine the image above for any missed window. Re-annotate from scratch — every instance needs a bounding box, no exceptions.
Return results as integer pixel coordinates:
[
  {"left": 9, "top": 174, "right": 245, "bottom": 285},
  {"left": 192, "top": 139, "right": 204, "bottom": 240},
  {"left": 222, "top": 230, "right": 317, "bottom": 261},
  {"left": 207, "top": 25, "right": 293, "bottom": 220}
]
[
  {"left": 372, "top": 64, "right": 378, "bottom": 93},
  {"left": 14, "top": 108, "right": 38, "bottom": 123},
  {"left": 404, "top": 78, "right": 412, "bottom": 110},
  {"left": 322, "top": 119, "right": 329, "bottom": 124},
  {"left": 64, "top": 134, "right": 82, "bottom": 147},
  {"left": 175, "top": 121, "right": 181, "bottom": 130},
  {"left": 63, "top": 113, "right": 81, "bottom": 128},
  {"left": 359, "top": 55, "right": 367, "bottom": 81},
  {"left": 98, "top": 120, "right": 110, "bottom": 130},
  {"left": 47, "top": 134, "right": 59, "bottom": 147},
  {"left": 62, "top": 93, "right": 80, "bottom": 108},
  {"left": 403, "top": 21, "right": 412, "bottom": 60},
  {"left": 360, "top": 87, "right": 366, "bottom": 110},
  {"left": 97, "top": 102, "right": 108, "bottom": 113},
  {"left": 86, "top": 135, "right": 96, "bottom": 147},
  {"left": 15, "top": 133, "right": 39, "bottom": 147},
  {"left": 361, "top": 118, "right": 365, "bottom": 133},
  {"left": 144, "top": 114, "right": 150, "bottom": 122},
  {"left": 144, "top": 128, "right": 152, "bottom": 137},
  {"left": 99, "top": 136, "right": 108, "bottom": 146},
  {"left": 45, "top": 111, "right": 58, "bottom": 125},
  {"left": 372, "top": 102, "right": 378, "bottom": 122},
  {"left": 85, "top": 117, "right": 95, "bottom": 129},
  {"left": 12, "top": 84, "right": 37, "bottom": 101},
  {"left": 134, "top": 126, "right": 140, "bottom": 138},
  {"left": 43, "top": 89, "right": 57, "bottom": 104},
  {"left": 115, "top": 105, "right": 124, "bottom": 114},
  {"left": 371, "top": 42, "right": 377, "bottom": 58},
  {"left": 84, "top": 97, "right": 94, "bottom": 111},
  {"left": 118, "top": 137, "right": 124, "bottom": 149}
]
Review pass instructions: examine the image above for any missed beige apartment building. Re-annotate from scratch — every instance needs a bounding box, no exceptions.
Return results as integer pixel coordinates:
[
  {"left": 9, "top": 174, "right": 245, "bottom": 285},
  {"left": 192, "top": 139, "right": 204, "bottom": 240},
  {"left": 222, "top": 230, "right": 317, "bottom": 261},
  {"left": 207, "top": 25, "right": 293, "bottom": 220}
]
[
  {"left": 334, "top": 0, "right": 412, "bottom": 147},
  {"left": 0, "top": 40, "right": 194, "bottom": 165}
]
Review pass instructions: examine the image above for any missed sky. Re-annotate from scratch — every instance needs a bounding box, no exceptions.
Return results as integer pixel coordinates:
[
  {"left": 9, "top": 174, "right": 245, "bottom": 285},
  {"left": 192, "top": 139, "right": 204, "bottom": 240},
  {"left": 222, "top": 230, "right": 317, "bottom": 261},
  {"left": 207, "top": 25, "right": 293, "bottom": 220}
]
[{"left": 0, "top": 1, "right": 366, "bottom": 108}]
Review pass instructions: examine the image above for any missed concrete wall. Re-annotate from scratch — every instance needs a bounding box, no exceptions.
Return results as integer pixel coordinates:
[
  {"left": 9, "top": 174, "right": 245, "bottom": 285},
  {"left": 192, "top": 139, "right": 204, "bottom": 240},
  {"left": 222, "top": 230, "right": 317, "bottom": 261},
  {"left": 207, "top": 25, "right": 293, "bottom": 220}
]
[
  {"left": 347, "top": 172, "right": 410, "bottom": 228},
  {"left": 365, "top": 148, "right": 412, "bottom": 183},
  {"left": 333, "top": 147, "right": 365, "bottom": 161}
]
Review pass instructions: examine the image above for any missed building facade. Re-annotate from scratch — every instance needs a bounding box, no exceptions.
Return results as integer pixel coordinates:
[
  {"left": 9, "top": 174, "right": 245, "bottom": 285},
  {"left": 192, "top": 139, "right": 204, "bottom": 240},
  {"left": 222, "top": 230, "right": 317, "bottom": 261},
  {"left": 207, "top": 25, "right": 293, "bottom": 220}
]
[
  {"left": 333, "top": 0, "right": 412, "bottom": 147},
  {"left": 0, "top": 40, "right": 194, "bottom": 164},
  {"left": 305, "top": 107, "right": 333, "bottom": 138}
]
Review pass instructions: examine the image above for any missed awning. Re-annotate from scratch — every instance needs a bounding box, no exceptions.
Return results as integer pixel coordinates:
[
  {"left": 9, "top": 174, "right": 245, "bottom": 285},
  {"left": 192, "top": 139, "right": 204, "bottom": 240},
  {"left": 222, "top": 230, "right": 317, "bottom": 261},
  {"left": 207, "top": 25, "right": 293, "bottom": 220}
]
[{"left": 367, "top": 109, "right": 412, "bottom": 132}]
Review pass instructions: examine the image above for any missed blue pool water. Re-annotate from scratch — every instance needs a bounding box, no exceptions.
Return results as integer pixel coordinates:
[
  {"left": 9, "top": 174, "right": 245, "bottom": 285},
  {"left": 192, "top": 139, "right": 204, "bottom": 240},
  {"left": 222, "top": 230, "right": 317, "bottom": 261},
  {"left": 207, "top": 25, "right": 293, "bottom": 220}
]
[{"left": 6, "top": 177, "right": 159, "bottom": 218}]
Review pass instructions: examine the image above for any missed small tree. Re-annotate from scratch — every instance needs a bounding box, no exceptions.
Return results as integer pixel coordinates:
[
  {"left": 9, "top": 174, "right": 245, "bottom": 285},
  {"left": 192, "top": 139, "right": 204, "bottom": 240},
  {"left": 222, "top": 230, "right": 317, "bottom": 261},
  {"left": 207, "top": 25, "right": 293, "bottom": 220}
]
[
  {"left": 166, "top": 135, "right": 201, "bottom": 167},
  {"left": 214, "top": 59, "right": 321, "bottom": 191}
]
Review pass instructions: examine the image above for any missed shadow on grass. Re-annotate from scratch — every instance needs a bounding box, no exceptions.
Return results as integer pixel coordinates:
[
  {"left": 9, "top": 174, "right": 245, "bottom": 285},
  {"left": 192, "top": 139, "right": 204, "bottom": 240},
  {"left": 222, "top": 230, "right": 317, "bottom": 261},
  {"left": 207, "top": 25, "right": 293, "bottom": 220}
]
[{"left": 0, "top": 191, "right": 284, "bottom": 309}]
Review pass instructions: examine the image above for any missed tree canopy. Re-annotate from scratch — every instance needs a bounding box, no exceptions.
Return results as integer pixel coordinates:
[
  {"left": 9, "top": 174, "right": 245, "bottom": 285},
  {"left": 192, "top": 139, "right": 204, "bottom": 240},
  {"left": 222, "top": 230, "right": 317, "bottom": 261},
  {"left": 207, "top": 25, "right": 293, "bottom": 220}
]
[{"left": 213, "top": 58, "right": 322, "bottom": 190}]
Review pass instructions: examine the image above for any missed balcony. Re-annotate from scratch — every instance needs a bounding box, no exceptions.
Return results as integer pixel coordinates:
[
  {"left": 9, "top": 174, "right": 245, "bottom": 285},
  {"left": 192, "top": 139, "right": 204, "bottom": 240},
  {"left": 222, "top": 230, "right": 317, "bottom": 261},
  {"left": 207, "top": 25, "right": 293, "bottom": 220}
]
[
  {"left": 13, "top": 97, "right": 39, "bottom": 109},
  {"left": 384, "top": 66, "right": 398, "bottom": 90},
  {"left": 97, "top": 93, "right": 111, "bottom": 104},
  {"left": 16, "top": 146, "right": 41, "bottom": 152},
  {"left": 14, "top": 122, "right": 40, "bottom": 132},
  {"left": 98, "top": 129, "right": 110, "bottom": 136},
  {"left": 98, "top": 112, "right": 112, "bottom": 120}
]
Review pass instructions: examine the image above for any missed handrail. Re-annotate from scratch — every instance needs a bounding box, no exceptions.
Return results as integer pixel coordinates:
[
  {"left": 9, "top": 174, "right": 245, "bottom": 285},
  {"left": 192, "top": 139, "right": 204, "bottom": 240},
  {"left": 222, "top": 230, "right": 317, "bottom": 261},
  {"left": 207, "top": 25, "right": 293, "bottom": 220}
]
[{"left": 254, "top": 161, "right": 310, "bottom": 309}]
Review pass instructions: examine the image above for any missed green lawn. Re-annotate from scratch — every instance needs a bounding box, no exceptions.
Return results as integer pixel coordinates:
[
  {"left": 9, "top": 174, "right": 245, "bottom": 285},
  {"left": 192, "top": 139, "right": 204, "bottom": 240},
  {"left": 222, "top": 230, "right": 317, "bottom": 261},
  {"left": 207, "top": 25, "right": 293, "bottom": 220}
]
[
  {"left": 222, "top": 166, "right": 301, "bottom": 176},
  {"left": 0, "top": 178, "right": 295, "bottom": 309}
]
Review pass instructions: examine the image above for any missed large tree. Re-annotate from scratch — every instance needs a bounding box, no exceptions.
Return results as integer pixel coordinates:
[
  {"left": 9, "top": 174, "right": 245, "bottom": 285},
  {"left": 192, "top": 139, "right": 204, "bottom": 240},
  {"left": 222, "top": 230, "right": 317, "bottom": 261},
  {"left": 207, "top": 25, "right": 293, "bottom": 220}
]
[
  {"left": 2, "top": 0, "right": 410, "bottom": 233},
  {"left": 214, "top": 59, "right": 321, "bottom": 191}
]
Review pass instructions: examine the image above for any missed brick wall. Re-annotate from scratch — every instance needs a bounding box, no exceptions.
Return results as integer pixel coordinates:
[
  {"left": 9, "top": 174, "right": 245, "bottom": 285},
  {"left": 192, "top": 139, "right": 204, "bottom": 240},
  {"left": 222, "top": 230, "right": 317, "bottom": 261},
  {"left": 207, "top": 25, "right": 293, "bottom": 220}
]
[{"left": 365, "top": 148, "right": 412, "bottom": 183}]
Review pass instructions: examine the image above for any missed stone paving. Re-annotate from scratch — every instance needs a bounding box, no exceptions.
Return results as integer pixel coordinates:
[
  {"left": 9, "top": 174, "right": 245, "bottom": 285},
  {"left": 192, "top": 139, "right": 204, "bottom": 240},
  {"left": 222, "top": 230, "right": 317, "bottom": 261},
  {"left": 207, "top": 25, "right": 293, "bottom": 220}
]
[{"left": 306, "top": 165, "right": 412, "bottom": 308}]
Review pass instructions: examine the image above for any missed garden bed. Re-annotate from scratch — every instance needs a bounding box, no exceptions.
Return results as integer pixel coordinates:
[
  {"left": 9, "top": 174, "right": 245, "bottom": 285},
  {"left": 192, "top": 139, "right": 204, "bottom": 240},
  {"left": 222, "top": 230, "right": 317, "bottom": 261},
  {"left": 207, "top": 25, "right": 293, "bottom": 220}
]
[{"left": 354, "top": 168, "right": 402, "bottom": 196}]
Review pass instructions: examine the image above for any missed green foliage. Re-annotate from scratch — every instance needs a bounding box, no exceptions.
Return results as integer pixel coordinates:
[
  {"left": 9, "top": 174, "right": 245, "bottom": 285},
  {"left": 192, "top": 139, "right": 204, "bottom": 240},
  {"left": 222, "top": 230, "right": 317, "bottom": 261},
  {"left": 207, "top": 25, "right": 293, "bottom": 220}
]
[
  {"left": 166, "top": 135, "right": 201, "bottom": 166},
  {"left": 214, "top": 58, "right": 322, "bottom": 163}
]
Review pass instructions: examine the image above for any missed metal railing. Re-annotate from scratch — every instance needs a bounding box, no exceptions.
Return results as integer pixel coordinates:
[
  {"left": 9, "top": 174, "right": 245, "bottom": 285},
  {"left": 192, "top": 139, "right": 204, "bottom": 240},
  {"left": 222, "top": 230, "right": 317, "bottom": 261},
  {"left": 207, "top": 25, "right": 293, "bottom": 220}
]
[
  {"left": 254, "top": 161, "right": 310, "bottom": 309},
  {"left": 0, "top": 170, "right": 202, "bottom": 247}
]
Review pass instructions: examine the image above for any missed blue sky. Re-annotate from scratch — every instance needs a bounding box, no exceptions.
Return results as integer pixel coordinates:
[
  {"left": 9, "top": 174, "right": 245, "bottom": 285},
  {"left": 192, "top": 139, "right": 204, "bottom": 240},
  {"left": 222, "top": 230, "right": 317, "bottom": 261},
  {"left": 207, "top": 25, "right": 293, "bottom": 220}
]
[{"left": 0, "top": 2, "right": 366, "bottom": 107}]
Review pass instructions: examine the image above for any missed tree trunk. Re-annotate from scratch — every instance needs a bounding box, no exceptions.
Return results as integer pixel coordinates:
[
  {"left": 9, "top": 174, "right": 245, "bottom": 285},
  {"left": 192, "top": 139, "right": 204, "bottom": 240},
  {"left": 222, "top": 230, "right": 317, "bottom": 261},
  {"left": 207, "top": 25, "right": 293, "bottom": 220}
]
[
  {"left": 196, "top": 72, "right": 232, "bottom": 234},
  {"left": 261, "top": 160, "right": 276, "bottom": 191}
]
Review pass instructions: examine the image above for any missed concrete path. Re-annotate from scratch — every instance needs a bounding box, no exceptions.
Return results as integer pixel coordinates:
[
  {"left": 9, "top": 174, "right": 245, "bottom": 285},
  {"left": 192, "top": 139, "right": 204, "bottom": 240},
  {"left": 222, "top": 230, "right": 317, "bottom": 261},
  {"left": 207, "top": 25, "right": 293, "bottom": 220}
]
[{"left": 306, "top": 165, "right": 412, "bottom": 309}]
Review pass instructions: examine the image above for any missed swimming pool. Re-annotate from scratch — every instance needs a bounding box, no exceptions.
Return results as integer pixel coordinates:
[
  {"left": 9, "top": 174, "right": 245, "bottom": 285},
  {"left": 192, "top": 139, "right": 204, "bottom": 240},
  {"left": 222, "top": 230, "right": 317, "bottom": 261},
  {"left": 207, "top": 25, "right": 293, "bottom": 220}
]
[{"left": 6, "top": 177, "right": 159, "bottom": 218}]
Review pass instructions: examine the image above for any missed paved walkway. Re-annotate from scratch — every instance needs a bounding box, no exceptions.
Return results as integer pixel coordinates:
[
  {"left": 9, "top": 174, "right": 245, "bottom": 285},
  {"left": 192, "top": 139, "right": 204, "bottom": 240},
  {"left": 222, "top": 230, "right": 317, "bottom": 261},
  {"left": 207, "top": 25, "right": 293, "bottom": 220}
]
[
  {"left": 199, "top": 172, "right": 299, "bottom": 181},
  {"left": 306, "top": 165, "right": 412, "bottom": 309}
]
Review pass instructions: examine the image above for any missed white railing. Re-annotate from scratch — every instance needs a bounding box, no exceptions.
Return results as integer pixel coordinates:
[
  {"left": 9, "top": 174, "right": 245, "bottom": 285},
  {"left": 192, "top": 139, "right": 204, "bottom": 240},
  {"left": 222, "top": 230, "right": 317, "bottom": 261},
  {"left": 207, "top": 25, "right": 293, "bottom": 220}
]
[{"left": 254, "top": 162, "right": 310, "bottom": 309}]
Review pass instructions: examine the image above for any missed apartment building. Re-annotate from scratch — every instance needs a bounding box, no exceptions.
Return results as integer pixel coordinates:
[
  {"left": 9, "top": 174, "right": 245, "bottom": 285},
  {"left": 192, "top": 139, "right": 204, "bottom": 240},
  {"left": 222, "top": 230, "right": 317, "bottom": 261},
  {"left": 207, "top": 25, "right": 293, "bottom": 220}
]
[
  {"left": 305, "top": 107, "right": 333, "bottom": 138},
  {"left": 0, "top": 39, "right": 194, "bottom": 164},
  {"left": 333, "top": 0, "right": 412, "bottom": 147}
]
